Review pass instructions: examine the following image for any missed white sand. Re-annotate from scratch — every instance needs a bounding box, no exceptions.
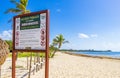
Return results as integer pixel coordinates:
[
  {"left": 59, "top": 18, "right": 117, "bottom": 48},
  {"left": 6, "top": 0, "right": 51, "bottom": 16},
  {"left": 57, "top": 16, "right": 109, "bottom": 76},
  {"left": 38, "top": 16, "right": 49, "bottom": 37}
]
[
  {"left": 1, "top": 58, "right": 29, "bottom": 78},
  {"left": 1, "top": 52, "right": 120, "bottom": 78}
]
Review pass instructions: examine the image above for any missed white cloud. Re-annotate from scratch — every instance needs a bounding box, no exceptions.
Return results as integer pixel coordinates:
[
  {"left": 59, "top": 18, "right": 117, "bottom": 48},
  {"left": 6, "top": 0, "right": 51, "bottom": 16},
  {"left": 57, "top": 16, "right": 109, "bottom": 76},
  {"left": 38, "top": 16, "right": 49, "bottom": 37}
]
[
  {"left": 91, "top": 34, "right": 98, "bottom": 38},
  {"left": 78, "top": 33, "right": 89, "bottom": 39},
  {"left": 0, "top": 30, "right": 12, "bottom": 40},
  {"left": 78, "top": 33, "right": 98, "bottom": 39}
]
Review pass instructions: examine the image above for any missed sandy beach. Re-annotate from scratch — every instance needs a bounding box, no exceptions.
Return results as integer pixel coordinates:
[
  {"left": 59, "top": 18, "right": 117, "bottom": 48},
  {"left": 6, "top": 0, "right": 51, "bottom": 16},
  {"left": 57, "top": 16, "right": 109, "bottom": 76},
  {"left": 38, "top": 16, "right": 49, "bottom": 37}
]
[{"left": 1, "top": 52, "right": 120, "bottom": 78}]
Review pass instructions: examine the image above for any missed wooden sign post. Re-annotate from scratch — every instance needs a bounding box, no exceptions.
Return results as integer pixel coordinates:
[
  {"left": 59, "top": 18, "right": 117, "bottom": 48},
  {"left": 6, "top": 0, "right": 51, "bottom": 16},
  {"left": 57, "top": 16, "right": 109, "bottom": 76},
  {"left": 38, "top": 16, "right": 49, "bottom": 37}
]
[{"left": 12, "top": 10, "right": 49, "bottom": 78}]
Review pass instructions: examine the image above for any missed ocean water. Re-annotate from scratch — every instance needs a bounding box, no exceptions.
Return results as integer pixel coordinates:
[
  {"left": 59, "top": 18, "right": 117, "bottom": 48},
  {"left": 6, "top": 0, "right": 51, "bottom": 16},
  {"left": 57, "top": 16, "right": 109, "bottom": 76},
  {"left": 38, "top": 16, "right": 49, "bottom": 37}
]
[{"left": 73, "top": 51, "right": 120, "bottom": 58}]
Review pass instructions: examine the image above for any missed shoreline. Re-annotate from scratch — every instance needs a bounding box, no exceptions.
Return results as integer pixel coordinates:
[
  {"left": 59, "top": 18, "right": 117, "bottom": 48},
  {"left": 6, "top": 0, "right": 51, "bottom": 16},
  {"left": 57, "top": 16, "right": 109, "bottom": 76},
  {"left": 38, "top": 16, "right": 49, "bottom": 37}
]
[{"left": 63, "top": 51, "right": 120, "bottom": 60}]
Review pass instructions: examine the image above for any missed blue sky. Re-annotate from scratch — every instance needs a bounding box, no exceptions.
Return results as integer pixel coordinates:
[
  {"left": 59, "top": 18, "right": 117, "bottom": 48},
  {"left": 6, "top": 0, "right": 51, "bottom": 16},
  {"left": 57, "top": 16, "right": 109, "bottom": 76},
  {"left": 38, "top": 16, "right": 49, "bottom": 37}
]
[{"left": 1, "top": 0, "right": 120, "bottom": 51}]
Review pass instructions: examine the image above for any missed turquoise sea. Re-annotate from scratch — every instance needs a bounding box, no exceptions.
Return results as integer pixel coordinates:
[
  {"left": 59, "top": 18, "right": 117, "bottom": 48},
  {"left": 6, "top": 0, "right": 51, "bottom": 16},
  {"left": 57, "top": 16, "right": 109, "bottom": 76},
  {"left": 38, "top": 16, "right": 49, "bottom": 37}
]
[{"left": 73, "top": 51, "right": 120, "bottom": 58}]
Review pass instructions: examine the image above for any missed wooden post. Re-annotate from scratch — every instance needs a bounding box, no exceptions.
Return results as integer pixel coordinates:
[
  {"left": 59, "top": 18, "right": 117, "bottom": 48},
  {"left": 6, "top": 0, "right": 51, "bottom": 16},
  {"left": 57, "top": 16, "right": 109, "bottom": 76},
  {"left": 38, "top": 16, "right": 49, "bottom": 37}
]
[
  {"left": 12, "top": 51, "right": 16, "bottom": 78},
  {"left": 45, "top": 10, "right": 49, "bottom": 78},
  {"left": 28, "top": 52, "right": 32, "bottom": 78},
  {"left": 38, "top": 56, "right": 40, "bottom": 71},
  {"left": 27, "top": 56, "right": 28, "bottom": 70},
  {"left": 45, "top": 49, "right": 49, "bottom": 78},
  {"left": 33, "top": 56, "right": 35, "bottom": 75}
]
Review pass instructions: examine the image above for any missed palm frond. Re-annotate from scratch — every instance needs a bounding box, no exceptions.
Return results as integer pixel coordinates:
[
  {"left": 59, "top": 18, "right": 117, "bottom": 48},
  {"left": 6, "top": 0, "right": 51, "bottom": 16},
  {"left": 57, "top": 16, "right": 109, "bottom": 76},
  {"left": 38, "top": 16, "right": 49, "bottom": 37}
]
[
  {"left": 5, "top": 0, "right": 30, "bottom": 15},
  {"left": 10, "top": 0, "right": 26, "bottom": 13},
  {"left": 52, "top": 34, "right": 69, "bottom": 49},
  {"left": 4, "top": 8, "right": 21, "bottom": 14},
  {"left": 63, "top": 41, "right": 69, "bottom": 44},
  {"left": 10, "top": 0, "right": 16, "bottom": 3},
  {"left": 52, "top": 39, "right": 58, "bottom": 46},
  {"left": 10, "top": 0, "right": 19, "bottom": 6},
  {"left": 8, "top": 19, "right": 12, "bottom": 23},
  {"left": 16, "top": 3, "right": 26, "bottom": 10},
  {"left": 20, "top": 0, "right": 28, "bottom": 7},
  {"left": 26, "top": 10, "right": 30, "bottom": 13}
]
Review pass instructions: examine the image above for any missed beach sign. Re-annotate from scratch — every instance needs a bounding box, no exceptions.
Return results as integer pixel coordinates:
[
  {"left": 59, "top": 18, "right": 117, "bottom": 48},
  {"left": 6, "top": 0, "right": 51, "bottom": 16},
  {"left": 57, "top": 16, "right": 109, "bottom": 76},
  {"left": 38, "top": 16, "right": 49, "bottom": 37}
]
[
  {"left": 13, "top": 10, "right": 49, "bottom": 51},
  {"left": 12, "top": 10, "right": 49, "bottom": 78}
]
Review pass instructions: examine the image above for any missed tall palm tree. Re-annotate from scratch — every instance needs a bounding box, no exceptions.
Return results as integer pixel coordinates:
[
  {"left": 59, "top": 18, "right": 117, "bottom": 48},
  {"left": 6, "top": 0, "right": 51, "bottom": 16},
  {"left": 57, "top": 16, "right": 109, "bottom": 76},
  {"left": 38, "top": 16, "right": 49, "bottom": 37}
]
[
  {"left": 5, "top": 0, "right": 30, "bottom": 15},
  {"left": 51, "top": 34, "right": 69, "bottom": 57},
  {"left": 53, "top": 34, "right": 69, "bottom": 48}
]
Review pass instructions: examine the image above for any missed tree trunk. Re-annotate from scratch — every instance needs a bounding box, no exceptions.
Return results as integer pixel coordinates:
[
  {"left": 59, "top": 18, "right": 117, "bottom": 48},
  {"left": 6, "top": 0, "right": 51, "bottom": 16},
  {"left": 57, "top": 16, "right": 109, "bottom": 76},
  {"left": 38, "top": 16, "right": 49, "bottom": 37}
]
[
  {"left": 51, "top": 49, "right": 57, "bottom": 58},
  {"left": 28, "top": 52, "right": 32, "bottom": 78}
]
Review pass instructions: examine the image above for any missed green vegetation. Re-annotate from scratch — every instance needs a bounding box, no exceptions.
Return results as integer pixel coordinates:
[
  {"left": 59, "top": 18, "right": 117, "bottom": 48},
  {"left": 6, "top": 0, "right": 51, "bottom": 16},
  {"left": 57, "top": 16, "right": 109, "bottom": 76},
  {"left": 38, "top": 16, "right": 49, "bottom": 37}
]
[
  {"left": 5, "top": 0, "right": 30, "bottom": 15},
  {"left": 9, "top": 52, "right": 45, "bottom": 58},
  {"left": 50, "top": 34, "right": 69, "bottom": 58},
  {"left": 5, "top": 40, "right": 12, "bottom": 52},
  {"left": 60, "top": 49, "right": 112, "bottom": 52},
  {"left": 53, "top": 34, "right": 69, "bottom": 48}
]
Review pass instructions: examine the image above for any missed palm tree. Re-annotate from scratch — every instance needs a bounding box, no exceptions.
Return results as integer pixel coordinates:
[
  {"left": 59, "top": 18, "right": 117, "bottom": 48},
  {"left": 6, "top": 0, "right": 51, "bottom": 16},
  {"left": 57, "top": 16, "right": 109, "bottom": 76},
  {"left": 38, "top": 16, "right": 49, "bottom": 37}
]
[
  {"left": 53, "top": 34, "right": 69, "bottom": 48},
  {"left": 5, "top": 40, "right": 12, "bottom": 52},
  {"left": 5, "top": 0, "right": 30, "bottom": 15},
  {"left": 51, "top": 34, "right": 69, "bottom": 57}
]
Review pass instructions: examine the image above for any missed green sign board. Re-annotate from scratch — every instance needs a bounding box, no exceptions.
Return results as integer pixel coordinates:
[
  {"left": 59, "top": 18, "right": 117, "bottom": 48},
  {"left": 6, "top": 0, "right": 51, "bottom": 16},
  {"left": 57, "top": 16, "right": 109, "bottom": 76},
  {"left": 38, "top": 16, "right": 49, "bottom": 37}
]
[{"left": 20, "top": 14, "right": 40, "bottom": 30}]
